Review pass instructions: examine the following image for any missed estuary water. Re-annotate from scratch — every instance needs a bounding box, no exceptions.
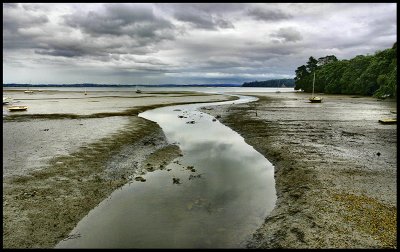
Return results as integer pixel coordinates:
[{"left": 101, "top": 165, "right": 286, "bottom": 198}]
[{"left": 56, "top": 95, "right": 276, "bottom": 248}]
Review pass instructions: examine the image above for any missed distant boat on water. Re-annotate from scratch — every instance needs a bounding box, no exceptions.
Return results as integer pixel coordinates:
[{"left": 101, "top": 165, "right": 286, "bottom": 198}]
[
  {"left": 136, "top": 86, "right": 142, "bottom": 93},
  {"left": 309, "top": 72, "right": 322, "bottom": 103}
]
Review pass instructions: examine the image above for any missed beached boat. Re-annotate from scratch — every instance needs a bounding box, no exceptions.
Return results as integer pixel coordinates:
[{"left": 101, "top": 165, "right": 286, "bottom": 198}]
[
  {"left": 309, "top": 96, "right": 322, "bottom": 103},
  {"left": 378, "top": 118, "right": 396, "bottom": 124},
  {"left": 3, "top": 96, "right": 13, "bottom": 104},
  {"left": 136, "top": 86, "right": 142, "bottom": 93},
  {"left": 24, "top": 87, "right": 34, "bottom": 94},
  {"left": 8, "top": 105, "right": 28, "bottom": 111},
  {"left": 309, "top": 72, "right": 322, "bottom": 103}
]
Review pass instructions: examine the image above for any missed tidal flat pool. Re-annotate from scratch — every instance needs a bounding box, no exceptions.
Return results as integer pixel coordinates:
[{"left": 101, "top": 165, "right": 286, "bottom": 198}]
[{"left": 56, "top": 95, "right": 276, "bottom": 248}]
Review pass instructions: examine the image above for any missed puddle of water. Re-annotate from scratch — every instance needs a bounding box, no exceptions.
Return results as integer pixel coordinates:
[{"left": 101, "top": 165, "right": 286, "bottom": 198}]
[{"left": 56, "top": 95, "right": 276, "bottom": 248}]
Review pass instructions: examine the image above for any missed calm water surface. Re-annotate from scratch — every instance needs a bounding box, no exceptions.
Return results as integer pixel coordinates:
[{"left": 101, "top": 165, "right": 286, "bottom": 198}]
[{"left": 56, "top": 95, "right": 276, "bottom": 248}]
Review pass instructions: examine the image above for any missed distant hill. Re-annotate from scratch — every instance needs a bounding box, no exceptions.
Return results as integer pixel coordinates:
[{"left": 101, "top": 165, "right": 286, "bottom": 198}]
[
  {"left": 242, "top": 79, "right": 295, "bottom": 87},
  {"left": 3, "top": 83, "right": 242, "bottom": 88}
]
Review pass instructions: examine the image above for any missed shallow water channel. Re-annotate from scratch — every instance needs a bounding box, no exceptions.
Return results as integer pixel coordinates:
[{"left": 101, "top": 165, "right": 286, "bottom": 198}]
[{"left": 56, "top": 95, "right": 276, "bottom": 248}]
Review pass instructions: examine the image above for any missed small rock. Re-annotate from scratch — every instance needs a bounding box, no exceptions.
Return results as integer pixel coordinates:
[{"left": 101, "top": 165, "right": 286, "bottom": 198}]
[
  {"left": 173, "top": 178, "right": 181, "bottom": 184},
  {"left": 135, "top": 176, "right": 146, "bottom": 182}
]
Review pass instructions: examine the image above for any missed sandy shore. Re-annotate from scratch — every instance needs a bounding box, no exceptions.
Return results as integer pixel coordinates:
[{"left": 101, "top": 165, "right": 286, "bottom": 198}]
[
  {"left": 2, "top": 89, "right": 234, "bottom": 248},
  {"left": 200, "top": 91, "right": 397, "bottom": 248}
]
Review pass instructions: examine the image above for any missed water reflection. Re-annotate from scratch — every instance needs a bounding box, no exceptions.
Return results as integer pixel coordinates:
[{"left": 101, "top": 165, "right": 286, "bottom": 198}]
[{"left": 56, "top": 95, "right": 276, "bottom": 248}]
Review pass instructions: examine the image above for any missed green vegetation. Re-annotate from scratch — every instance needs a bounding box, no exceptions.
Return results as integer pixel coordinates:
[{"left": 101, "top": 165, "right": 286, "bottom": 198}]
[
  {"left": 294, "top": 42, "right": 397, "bottom": 99},
  {"left": 242, "top": 79, "right": 295, "bottom": 87}
]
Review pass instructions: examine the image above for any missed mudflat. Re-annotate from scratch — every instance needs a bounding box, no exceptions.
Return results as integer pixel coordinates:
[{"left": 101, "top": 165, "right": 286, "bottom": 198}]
[
  {"left": 2, "top": 89, "right": 234, "bottom": 248},
  {"left": 200, "top": 91, "right": 397, "bottom": 248},
  {"left": 3, "top": 89, "right": 396, "bottom": 248}
]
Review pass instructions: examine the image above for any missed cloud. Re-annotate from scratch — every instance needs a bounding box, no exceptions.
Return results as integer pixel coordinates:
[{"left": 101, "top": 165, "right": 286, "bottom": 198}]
[
  {"left": 63, "top": 3, "right": 175, "bottom": 42},
  {"left": 3, "top": 6, "right": 49, "bottom": 35},
  {"left": 159, "top": 3, "right": 235, "bottom": 30},
  {"left": 2, "top": 3, "right": 397, "bottom": 85},
  {"left": 270, "top": 27, "right": 303, "bottom": 43},
  {"left": 247, "top": 8, "right": 292, "bottom": 21},
  {"left": 173, "top": 11, "right": 234, "bottom": 30},
  {"left": 3, "top": 3, "right": 18, "bottom": 8}
]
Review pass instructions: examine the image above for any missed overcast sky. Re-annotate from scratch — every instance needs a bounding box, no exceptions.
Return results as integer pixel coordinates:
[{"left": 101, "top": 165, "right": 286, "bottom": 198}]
[{"left": 2, "top": 3, "right": 397, "bottom": 85}]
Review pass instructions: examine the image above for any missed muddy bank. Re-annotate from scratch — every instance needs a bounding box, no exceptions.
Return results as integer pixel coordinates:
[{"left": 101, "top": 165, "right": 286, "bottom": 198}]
[
  {"left": 2, "top": 117, "right": 177, "bottom": 248},
  {"left": 201, "top": 92, "right": 396, "bottom": 248},
  {"left": 3, "top": 91, "right": 234, "bottom": 248}
]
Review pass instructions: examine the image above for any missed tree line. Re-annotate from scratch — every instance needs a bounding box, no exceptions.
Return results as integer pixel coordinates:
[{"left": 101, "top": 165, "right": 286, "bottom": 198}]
[
  {"left": 242, "top": 78, "right": 295, "bottom": 87},
  {"left": 294, "top": 42, "right": 397, "bottom": 99}
]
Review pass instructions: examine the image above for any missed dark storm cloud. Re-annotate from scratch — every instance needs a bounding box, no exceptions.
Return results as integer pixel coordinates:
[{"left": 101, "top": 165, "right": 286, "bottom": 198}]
[
  {"left": 2, "top": 3, "right": 397, "bottom": 85},
  {"left": 34, "top": 48, "right": 87, "bottom": 58},
  {"left": 63, "top": 3, "right": 175, "bottom": 41},
  {"left": 3, "top": 8, "right": 48, "bottom": 34},
  {"left": 3, "top": 5, "right": 49, "bottom": 50},
  {"left": 173, "top": 11, "right": 234, "bottom": 30},
  {"left": 3, "top": 3, "right": 177, "bottom": 60},
  {"left": 166, "top": 3, "right": 244, "bottom": 13},
  {"left": 247, "top": 8, "right": 292, "bottom": 21},
  {"left": 160, "top": 3, "right": 235, "bottom": 30}
]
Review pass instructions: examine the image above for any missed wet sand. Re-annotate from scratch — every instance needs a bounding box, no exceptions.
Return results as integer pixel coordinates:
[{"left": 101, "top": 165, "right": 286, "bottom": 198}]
[
  {"left": 200, "top": 91, "right": 397, "bottom": 248},
  {"left": 2, "top": 89, "right": 235, "bottom": 248}
]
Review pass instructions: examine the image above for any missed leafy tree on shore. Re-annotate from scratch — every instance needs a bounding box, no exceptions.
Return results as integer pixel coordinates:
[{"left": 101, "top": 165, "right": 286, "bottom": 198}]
[
  {"left": 294, "top": 65, "right": 309, "bottom": 91},
  {"left": 294, "top": 42, "right": 397, "bottom": 99},
  {"left": 306, "top": 56, "right": 318, "bottom": 73},
  {"left": 317, "top": 55, "right": 338, "bottom": 66}
]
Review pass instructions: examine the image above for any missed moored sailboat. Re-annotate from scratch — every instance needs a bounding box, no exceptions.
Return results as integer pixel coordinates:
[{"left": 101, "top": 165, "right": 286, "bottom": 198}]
[{"left": 309, "top": 72, "right": 322, "bottom": 103}]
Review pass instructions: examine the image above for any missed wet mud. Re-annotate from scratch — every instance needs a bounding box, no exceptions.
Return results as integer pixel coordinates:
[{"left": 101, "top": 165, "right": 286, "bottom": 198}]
[{"left": 201, "top": 92, "right": 396, "bottom": 248}]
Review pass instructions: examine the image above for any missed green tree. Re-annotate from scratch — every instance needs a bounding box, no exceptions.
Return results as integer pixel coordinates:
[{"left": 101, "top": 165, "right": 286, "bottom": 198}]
[
  {"left": 340, "top": 55, "right": 372, "bottom": 94},
  {"left": 322, "top": 60, "right": 349, "bottom": 93},
  {"left": 293, "top": 43, "right": 396, "bottom": 98},
  {"left": 317, "top": 55, "right": 338, "bottom": 66},
  {"left": 294, "top": 65, "right": 309, "bottom": 90},
  {"left": 373, "top": 45, "right": 397, "bottom": 98},
  {"left": 306, "top": 56, "right": 318, "bottom": 73}
]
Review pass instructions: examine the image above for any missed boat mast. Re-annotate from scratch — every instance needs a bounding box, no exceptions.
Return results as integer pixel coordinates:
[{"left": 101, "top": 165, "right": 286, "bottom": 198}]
[{"left": 312, "top": 72, "right": 315, "bottom": 97}]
